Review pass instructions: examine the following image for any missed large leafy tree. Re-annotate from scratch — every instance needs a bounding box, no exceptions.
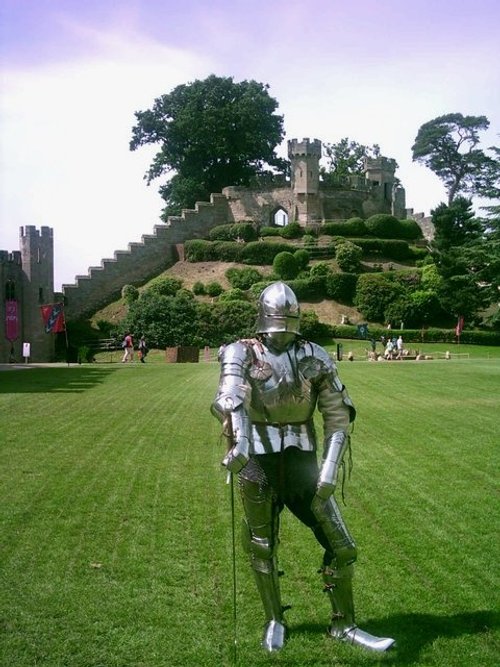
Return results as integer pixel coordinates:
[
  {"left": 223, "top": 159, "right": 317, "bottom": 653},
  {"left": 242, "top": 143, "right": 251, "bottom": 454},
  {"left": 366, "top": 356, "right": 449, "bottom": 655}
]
[
  {"left": 321, "top": 138, "right": 381, "bottom": 185},
  {"left": 412, "top": 113, "right": 499, "bottom": 204},
  {"left": 130, "top": 75, "right": 285, "bottom": 218},
  {"left": 430, "top": 198, "right": 492, "bottom": 321}
]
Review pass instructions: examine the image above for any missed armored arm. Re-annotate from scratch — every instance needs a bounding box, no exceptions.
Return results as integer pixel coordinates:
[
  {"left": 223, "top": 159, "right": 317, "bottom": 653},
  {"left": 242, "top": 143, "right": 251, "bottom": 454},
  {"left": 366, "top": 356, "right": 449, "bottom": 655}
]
[
  {"left": 314, "top": 347, "right": 356, "bottom": 500},
  {"left": 211, "top": 342, "right": 252, "bottom": 473}
]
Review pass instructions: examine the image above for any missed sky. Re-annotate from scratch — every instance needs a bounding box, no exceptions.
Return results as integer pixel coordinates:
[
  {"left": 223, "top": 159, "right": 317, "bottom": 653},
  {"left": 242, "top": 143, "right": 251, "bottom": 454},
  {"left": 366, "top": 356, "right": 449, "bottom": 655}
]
[{"left": 1, "top": 0, "right": 499, "bottom": 291}]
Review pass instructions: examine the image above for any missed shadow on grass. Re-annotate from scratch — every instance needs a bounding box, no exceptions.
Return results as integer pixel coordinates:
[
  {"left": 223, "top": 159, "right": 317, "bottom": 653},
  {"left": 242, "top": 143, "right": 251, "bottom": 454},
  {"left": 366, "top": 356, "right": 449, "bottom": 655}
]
[
  {"left": 291, "top": 610, "right": 498, "bottom": 664},
  {"left": 0, "top": 366, "right": 118, "bottom": 393}
]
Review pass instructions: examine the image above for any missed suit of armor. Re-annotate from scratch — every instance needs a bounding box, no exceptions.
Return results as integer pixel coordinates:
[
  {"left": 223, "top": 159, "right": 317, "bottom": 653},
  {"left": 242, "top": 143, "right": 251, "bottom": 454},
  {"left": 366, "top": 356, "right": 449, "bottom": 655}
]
[{"left": 212, "top": 282, "right": 394, "bottom": 653}]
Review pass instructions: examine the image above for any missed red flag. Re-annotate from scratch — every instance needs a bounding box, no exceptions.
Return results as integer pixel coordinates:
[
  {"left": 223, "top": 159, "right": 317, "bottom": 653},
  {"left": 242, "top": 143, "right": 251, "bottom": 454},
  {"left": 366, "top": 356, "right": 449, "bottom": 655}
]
[
  {"left": 40, "top": 303, "right": 66, "bottom": 333},
  {"left": 5, "top": 300, "right": 19, "bottom": 341},
  {"left": 455, "top": 316, "right": 464, "bottom": 337}
]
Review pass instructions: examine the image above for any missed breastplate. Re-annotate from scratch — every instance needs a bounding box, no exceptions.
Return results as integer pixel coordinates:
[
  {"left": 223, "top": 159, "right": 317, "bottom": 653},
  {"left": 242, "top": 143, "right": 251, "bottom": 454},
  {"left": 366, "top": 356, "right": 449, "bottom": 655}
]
[{"left": 247, "top": 346, "right": 318, "bottom": 454}]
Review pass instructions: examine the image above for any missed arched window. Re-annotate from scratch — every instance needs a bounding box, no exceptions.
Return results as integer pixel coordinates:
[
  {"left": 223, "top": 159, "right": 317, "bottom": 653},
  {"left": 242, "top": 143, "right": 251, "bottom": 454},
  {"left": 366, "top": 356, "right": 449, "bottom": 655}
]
[{"left": 273, "top": 208, "right": 289, "bottom": 227}]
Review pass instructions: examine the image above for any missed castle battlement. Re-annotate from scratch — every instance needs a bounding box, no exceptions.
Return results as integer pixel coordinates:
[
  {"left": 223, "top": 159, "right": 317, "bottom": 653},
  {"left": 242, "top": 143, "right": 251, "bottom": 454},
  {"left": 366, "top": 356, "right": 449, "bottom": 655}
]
[{"left": 288, "top": 138, "right": 322, "bottom": 158}]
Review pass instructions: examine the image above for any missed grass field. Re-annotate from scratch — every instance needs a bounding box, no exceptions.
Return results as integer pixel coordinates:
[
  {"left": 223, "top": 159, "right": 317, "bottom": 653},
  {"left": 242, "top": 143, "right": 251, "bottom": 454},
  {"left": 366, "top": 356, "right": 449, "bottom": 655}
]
[{"left": 0, "top": 358, "right": 499, "bottom": 666}]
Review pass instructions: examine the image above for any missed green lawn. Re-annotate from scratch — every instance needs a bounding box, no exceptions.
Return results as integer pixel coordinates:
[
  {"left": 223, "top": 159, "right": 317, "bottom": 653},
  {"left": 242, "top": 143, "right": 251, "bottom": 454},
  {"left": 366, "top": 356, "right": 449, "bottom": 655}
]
[{"left": 0, "top": 359, "right": 498, "bottom": 666}]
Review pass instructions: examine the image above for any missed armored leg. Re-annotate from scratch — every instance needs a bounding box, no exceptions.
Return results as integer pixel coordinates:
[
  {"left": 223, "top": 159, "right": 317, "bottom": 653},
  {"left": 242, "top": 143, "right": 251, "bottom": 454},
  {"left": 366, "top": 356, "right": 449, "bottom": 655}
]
[
  {"left": 312, "top": 495, "right": 395, "bottom": 652},
  {"left": 239, "top": 466, "right": 287, "bottom": 652}
]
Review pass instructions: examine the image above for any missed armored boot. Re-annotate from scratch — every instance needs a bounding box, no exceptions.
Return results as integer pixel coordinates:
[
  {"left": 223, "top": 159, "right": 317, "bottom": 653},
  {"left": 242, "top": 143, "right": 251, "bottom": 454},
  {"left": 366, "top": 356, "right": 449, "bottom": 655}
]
[
  {"left": 252, "top": 556, "right": 287, "bottom": 652},
  {"left": 321, "top": 564, "right": 395, "bottom": 652}
]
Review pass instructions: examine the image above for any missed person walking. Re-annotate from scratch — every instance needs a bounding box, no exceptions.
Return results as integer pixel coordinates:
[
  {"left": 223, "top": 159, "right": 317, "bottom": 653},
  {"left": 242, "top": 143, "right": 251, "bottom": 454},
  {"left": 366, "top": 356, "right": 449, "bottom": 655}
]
[
  {"left": 138, "top": 336, "right": 148, "bottom": 363},
  {"left": 121, "top": 333, "right": 134, "bottom": 363}
]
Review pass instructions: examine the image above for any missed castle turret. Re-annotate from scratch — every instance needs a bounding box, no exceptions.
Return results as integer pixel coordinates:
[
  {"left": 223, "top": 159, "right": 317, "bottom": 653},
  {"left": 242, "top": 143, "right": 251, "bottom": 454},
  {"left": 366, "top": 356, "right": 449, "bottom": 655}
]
[
  {"left": 364, "top": 157, "right": 406, "bottom": 218},
  {"left": 288, "top": 138, "right": 322, "bottom": 225},
  {"left": 20, "top": 226, "right": 55, "bottom": 361},
  {"left": 288, "top": 138, "right": 321, "bottom": 195}
]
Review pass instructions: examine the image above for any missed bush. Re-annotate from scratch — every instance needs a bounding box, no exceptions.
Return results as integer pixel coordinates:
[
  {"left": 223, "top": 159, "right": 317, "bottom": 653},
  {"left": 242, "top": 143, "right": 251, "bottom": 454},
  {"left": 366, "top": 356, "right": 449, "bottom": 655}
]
[
  {"left": 185, "top": 239, "right": 217, "bottom": 262},
  {"left": 364, "top": 214, "right": 400, "bottom": 238},
  {"left": 192, "top": 281, "right": 206, "bottom": 295},
  {"left": 259, "top": 226, "right": 282, "bottom": 237},
  {"left": 121, "top": 284, "right": 139, "bottom": 304},
  {"left": 206, "top": 281, "right": 224, "bottom": 297},
  {"left": 287, "top": 276, "right": 326, "bottom": 300},
  {"left": 325, "top": 273, "right": 358, "bottom": 304},
  {"left": 280, "top": 222, "right": 303, "bottom": 239},
  {"left": 241, "top": 241, "right": 292, "bottom": 265},
  {"left": 310, "top": 262, "right": 332, "bottom": 278},
  {"left": 398, "top": 218, "right": 423, "bottom": 240},
  {"left": 273, "top": 252, "right": 300, "bottom": 280},
  {"left": 294, "top": 249, "right": 310, "bottom": 271},
  {"left": 335, "top": 241, "right": 363, "bottom": 272},
  {"left": 299, "top": 310, "right": 331, "bottom": 342},
  {"left": 248, "top": 280, "right": 274, "bottom": 299},
  {"left": 322, "top": 218, "right": 367, "bottom": 237},
  {"left": 302, "top": 234, "right": 317, "bottom": 247},
  {"left": 145, "top": 276, "right": 183, "bottom": 297},
  {"left": 209, "top": 223, "right": 257, "bottom": 242},
  {"left": 354, "top": 273, "right": 406, "bottom": 322},
  {"left": 225, "top": 267, "right": 263, "bottom": 290},
  {"left": 218, "top": 288, "right": 248, "bottom": 302},
  {"left": 212, "top": 241, "right": 244, "bottom": 262}
]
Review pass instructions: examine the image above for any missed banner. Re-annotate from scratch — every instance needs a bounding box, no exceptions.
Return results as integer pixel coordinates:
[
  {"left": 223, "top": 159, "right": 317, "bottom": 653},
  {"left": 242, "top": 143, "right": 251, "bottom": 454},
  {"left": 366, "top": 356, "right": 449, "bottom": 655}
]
[
  {"left": 356, "top": 323, "right": 369, "bottom": 339},
  {"left": 40, "top": 303, "right": 66, "bottom": 333},
  {"left": 455, "top": 316, "right": 464, "bottom": 337},
  {"left": 5, "top": 299, "right": 19, "bottom": 341}
]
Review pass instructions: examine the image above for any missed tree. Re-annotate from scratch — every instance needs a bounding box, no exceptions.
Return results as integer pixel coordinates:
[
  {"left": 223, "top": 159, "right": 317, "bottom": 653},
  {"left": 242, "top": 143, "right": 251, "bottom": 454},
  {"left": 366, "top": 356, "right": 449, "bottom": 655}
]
[
  {"left": 130, "top": 75, "right": 285, "bottom": 217},
  {"left": 430, "top": 198, "right": 492, "bottom": 320},
  {"left": 412, "top": 113, "right": 499, "bottom": 204},
  {"left": 321, "top": 138, "right": 381, "bottom": 185}
]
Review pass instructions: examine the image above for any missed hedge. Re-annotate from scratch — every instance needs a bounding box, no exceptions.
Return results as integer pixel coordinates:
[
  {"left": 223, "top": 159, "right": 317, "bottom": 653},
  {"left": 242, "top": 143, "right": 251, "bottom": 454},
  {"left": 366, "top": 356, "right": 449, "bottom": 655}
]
[
  {"left": 209, "top": 222, "right": 258, "bottom": 242},
  {"left": 326, "top": 325, "right": 500, "bottom": 346}
]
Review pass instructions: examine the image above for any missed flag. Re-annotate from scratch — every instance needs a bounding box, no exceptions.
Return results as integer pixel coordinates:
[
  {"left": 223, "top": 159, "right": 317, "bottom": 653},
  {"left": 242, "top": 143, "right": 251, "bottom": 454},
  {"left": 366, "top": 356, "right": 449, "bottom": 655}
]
[
  {"left": 357, "top": 323, "right": 369, "bottom": 339},
  {"left": 40, "top": 303, "right": 66, "bottom": 333},
  {"left": 5, "top": 299, "right": 19, "bottom": 341},
  {"left": 455, "top": 316, "right": 464, "bottom": 337}
]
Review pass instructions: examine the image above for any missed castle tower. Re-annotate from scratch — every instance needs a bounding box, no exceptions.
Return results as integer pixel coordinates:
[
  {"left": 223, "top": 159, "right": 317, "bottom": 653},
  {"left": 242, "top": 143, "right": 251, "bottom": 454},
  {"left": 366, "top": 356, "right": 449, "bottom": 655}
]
[
  {"left": 19, "top": 226, "right": 55, "bottom": 361},
  {"left": 288, "top": 138, "right": 322, "bottom": 225},
  {"left": 364, "top": 156, "right": 405, "bottom": 218}
]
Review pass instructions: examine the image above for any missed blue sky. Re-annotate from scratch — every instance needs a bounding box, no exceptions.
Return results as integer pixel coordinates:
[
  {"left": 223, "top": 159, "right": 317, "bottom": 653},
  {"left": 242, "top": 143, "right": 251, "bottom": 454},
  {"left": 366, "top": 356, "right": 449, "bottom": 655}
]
[{"left": 1, "top": 0, "right": 499, "bottom": 289}]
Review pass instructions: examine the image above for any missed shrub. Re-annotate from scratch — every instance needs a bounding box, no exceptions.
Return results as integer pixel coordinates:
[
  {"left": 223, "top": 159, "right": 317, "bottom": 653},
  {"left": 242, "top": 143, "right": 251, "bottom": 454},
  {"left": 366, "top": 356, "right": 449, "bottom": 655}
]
[
  {"left": 325, "top": 273, "right": 358, "bottom": 304},
  {"left": 293, "top": 249, "right": 310, "bottom": 271},
  {"left": 302, "top": 234, "right": 317, "bottom": 247},
  {"left": 209, "top": 222, "right": 257, "bottom": 242},
  {"left": 192, "top": 281, "right": 206, "bottom": 295},
  {"left": 259, "top": 226, "right": 282, "bottom": 237},
  {"left": 335, "top": 241, "right": 363, "bottom": 272},
  {"left": 398, "top": 218, "right": 423, "bottom": 240},
  {"left": 225, "top": 267, "right": 263, "bottom": 290},
  {"left": 241, "top": 241, "right": 291, "bottom": 265},
  {"left": 273, "top": 252, "right": 300, "bottom": 280},
  {"left": 322, "top": 218, "right": 367, "bottom": 237},
  {"left": 287, "top": 276, "right": 326, "bottom": 300},
  {"left": 280, "top": 222, "right": 303, "bottom": 239},
  {"left": 218, "top": 288, "right": 248, "bottom": 302},
  {"left": 121, "top": 284, "right": 139, "bottom": 304},
  {"left": 299, "top": 310, "right": 331, "bottom": 342},
  {"left": 364, "top": 214, "right": 400, "bottom": 238},
  {"left": 145, "top": 276, "right": 183, "bottom": 297},
  {"left": 310, "top": 262, "right": 332, "bottom": 278},
  {"left": 212, "top": 241, "right": 244, "bottom": 262},
  {"left": 206, "top": 281, "right": 224, "bottom": 297},
  {"left": 185, "top": 239, "right": 217, "bottom": 262},
  {"left": 354, "top": 273, "right": 406, "bottom": 322},
  {"left": 248, "top": 280, "right": 274, "bottom": 299}
]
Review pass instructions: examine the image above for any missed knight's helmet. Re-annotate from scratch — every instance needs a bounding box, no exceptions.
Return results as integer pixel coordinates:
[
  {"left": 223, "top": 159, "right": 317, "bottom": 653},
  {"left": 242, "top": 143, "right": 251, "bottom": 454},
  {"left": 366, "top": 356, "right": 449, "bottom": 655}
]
[{"left": 256, "top": 282, "right": 301, "bottom": 335}]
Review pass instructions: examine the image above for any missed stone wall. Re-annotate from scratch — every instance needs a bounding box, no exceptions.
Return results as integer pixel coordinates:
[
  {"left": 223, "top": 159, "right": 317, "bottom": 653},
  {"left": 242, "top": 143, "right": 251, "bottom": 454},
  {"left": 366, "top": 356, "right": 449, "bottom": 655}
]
[{"left": 62, "top": 194, "right": 229, "bottom": 320}]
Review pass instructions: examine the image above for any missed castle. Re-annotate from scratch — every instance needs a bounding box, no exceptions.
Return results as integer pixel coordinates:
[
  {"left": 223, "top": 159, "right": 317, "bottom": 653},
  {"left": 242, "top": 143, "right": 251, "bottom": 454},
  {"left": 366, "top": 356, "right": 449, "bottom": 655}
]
[
  {"left": 1, "top": 139, "right": 418, "bottom": 362},
  {"left": 0, "top": 226, "right": 56, "bottom": 363}
]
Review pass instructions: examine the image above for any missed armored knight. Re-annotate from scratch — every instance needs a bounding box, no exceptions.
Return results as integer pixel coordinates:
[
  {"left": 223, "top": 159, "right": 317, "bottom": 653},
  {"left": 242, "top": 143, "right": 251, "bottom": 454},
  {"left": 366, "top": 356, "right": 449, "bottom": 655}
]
[{"left": 211, "top": 282, "right": 395, "bottom": 653}]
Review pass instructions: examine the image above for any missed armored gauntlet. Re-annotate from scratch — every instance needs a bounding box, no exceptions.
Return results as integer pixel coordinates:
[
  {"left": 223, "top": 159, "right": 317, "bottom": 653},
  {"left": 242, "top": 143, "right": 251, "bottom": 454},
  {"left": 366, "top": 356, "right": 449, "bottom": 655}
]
[
  {"left": 222, "top": 406, "right": 251, "bottom": 473},
  {"left": 316, "top": 431, "right": 348, "bottom": 500}
]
